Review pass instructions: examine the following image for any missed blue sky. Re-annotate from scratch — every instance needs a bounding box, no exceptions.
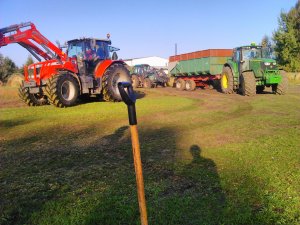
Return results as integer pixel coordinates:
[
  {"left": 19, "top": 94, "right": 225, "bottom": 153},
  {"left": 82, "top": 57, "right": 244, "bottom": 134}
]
[{"left": 0, "top": 0, "right": 297, "bottom": 67}]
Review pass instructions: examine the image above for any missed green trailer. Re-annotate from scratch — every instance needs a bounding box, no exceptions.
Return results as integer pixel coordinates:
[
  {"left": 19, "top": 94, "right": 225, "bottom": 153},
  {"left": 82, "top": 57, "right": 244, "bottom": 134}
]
[{"left": 169, "top": 49, "right": 233, "bottom": 91}]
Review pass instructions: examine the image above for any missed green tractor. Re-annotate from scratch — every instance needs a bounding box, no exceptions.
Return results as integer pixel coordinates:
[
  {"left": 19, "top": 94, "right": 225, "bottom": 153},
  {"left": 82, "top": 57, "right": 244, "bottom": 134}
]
[
  {"left": 220, "top": 43, "right": 288, "bottom": 96},
  {"left": 130, "top": 64, "right": 168, "bottom": 88}
]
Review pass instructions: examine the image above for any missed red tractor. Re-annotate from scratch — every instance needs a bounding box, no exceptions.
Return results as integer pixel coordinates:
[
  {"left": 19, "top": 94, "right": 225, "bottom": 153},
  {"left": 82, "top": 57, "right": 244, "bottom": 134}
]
[{"left": 0, "top": 22, "right": 131, "bottom": 107}]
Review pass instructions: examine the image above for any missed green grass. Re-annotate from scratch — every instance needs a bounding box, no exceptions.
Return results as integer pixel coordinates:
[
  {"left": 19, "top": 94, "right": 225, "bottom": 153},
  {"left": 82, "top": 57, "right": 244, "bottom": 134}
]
[{"left": 0, "top": 86, "right": 300, "bottom": 225}]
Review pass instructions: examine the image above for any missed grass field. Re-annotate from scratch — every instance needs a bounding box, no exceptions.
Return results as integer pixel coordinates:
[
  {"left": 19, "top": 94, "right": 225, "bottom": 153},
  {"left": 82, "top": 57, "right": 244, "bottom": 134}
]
[{"left": 1, "top": 85, "right": 300, "bottom": 225}]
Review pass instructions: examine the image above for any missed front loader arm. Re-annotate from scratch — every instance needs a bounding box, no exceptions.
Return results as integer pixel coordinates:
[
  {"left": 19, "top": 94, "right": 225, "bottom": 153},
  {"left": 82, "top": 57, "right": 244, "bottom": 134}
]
[{"left": 0, "top": 22, "right": 67, "bottom": 62}]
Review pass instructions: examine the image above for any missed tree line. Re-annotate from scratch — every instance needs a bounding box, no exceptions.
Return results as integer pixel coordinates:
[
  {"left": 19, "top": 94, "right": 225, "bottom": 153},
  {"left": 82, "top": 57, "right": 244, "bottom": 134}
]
[
  {"left": 0, "top": 2, "right": 300, "bottom": 83},
  {"left": 0, "top": 54, "right": 34, "bottom": 83}
]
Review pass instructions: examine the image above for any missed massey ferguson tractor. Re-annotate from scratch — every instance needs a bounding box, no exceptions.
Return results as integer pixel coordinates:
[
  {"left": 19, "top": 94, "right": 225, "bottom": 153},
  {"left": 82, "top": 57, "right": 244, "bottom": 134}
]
[{"left": 0, "top": 22, "right": 131, "bottom": 107}]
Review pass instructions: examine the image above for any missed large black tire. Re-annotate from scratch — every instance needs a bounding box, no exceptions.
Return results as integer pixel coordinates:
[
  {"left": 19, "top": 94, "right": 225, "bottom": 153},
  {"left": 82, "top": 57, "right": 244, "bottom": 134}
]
[
  {"left": 131, "top": 74, "right": 139, "bottom": 88},
  {"left": 185, "top": 79, "right": 196, "bottom": 91},
  {"left": 220, "top": 67, "right": 234, "bottom": 94},
  {"left": 256, "top": 85, "right": 265, "bottom": 94},
  {"left": 176, "top": 78, "right": 185, "bottom": 91},
  {"left": 102, "top": 63, "right": 131, "bottom": 101},
  {"left": 143, "top": 78, "right": 152, "bottom": 88},
  {"left": 45, "top": 73, "right": 80, "bottom": 107},
  {"left": 240, "top": 72, "right": 256, "bottom": 96},
  {"left": 274, "top": 70, "right": 288, "bottom": 95},
  {"left": 18, "top": 85, "right": 48, "bottom": 106}
]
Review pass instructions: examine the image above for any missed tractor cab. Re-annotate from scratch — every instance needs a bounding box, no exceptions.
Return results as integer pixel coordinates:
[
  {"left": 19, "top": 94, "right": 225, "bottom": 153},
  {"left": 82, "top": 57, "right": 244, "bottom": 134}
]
[
  {"left": 67, "top": 38, "right": 119, "bottom": 76},
  {"left": 232, "top": 44, "right": 278, "bottom": 77}
]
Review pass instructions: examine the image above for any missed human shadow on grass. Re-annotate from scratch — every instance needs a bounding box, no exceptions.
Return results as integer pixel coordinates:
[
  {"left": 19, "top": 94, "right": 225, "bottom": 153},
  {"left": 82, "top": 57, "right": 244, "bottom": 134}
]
[
  {"left": 1, "top": 123, "right": 275, "bottom": 225},
  {"left": 83, "top": 128, "right": 227, "bottom": 225}
]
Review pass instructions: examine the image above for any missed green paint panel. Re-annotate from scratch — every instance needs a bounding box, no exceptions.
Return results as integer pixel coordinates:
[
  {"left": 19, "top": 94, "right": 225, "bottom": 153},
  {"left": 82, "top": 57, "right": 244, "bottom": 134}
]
[
  {"left": 171, "top": 57, "right": 230, "bottom": 76},
  {"left": 266, "top": 74, "right": 282, "bottom": 84}
]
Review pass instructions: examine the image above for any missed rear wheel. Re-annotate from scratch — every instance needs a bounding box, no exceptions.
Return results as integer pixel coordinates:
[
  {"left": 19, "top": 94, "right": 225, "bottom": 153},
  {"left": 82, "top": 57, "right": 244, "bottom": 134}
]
[
  {"left": 220, "top": 67, "right": 234, "bottom": 94},
  {"left": 143, "top": 78, "right": 152, "bottom": 88},
  {"left": 45, "top": 73, "right": 79, "bottom": 107},
  {"left": 274, "top": 70, "right": 288, "bottom": 95},
  {"left": 176, "top": 78, "right": 185, "bottom": 91},
  {"left": 240, "top": 72, "right": 256, "bottom": 96},
  {"left": 18, "top": 85, "right": 48, "bottom": 106},
  {"left": 102, "top": 63, "right": 131, "bottom": 101},
  {"left": 185, "top": 80, "right": 196, "bottom": 91},
  {"left": 131, "top": 74, "right": 139, "bottom": 88}
]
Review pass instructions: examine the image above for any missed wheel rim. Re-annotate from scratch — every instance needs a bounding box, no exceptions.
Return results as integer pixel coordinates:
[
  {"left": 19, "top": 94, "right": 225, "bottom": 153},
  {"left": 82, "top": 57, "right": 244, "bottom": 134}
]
[
  {"left": 176, "top": 81, "right": 181, "bottom": 89},
  {"left": 222, "top": 74, "right": 228, "bottom": 89},
  {"left": 186, "top": 82, "right": 191, "bottom": 90},
  {"left": 112, "top": 72, "right": 131, "bottom": 98},
  {"left": 61, "top": 81, "right": 76, "bottom": 101}
]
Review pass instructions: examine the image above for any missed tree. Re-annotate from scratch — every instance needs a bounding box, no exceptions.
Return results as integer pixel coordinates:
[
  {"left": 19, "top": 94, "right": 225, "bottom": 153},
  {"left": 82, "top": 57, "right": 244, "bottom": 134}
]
[
  {"left": 261, "top": 35, "right": 272, "bottom": 48},
  {"left": 19, "top": 55, "right": 34, "bottom": 74},
  {"left": 273, "top": 2, "right": 300, "bottom": 72},
  {"left": 0, "top": 53, "right": 18, "bottom": 82}
]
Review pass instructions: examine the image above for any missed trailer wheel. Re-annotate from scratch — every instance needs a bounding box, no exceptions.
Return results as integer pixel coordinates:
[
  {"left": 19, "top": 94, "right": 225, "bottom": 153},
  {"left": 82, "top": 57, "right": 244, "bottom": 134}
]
[
  {"left": 18, "top": 86, "right": 48, "bottom": 106},
  {"left": 45, "top": 73, "right": 79, "bottom": 107},
  {"left": 221, "top": 67, "right": 234, "bottom": 94},
  {"left": 240, "top": 72, "right": 256, "bottom": 96},
  {"left": 185, "top": 80, "right": 196, "bottom": 91},
  {"left": 176, "top": 78, "right": 186, "bottom": 91},
  {"left": 143, "top": 78, "right": 152, "bottom": 88},
  {"left": 274, "top": 70, "right": 288, "bottom": 95},
  {"left": 131, "top": 74, "right": 139, "bottom": 88},
  {"left": 102, "top": 63, "right": 131, "bottom": 101}
]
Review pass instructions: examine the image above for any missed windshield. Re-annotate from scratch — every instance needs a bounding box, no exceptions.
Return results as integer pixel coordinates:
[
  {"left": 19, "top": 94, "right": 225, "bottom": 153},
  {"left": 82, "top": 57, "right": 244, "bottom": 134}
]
[
  {"left": 242, "top": 46, "right": 262, "bottom": 59},
  {"left": 262, "top": 47, "right": 276, "bottom": 59},
  {"left": 67, "top": 42, "right": 83, "bottom": 58}
]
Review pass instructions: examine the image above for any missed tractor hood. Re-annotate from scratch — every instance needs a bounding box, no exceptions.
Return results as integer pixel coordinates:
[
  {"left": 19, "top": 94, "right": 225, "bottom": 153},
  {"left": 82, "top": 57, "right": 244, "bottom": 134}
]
[{"left": 250, "top": 58, "right": 278, "bottom": 72}]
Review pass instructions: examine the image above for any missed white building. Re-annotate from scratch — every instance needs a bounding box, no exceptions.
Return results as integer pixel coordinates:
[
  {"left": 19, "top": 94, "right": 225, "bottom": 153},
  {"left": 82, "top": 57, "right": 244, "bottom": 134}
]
[{"left": 124, "top": 56, "right": 168, "bottom": 70}]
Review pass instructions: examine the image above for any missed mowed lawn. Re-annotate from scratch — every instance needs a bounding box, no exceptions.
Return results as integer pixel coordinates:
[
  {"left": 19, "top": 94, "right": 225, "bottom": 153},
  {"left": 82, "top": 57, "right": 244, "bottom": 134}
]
[{"left": 0, "top": 85, "right": 300, "bottom": 225}]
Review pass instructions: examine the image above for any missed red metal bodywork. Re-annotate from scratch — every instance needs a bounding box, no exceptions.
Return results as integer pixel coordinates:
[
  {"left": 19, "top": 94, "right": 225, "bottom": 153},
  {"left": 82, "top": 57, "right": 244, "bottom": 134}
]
[
  {"left": 0, "top": 22, "right": 116, "bottom": 86},
  {"left": 169, "top": 49, "right": 233, "bottom": 62}
]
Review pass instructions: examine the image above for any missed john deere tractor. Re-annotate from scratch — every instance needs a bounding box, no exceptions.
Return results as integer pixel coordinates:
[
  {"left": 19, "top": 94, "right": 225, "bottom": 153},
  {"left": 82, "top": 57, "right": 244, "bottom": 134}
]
[{"left": 220, "top": 43, "right": 288, "bottom": 96}]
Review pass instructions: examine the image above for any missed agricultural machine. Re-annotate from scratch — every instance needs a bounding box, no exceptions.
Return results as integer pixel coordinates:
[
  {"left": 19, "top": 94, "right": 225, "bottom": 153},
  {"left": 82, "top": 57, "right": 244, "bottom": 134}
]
[
  {"left": 220, "top": 43, "right": 287, "bottom": 95},
  {"left": 130, "top": 64, "right": 168, "bottom": 88},
  {"left": 0, "top": 22, "right": 131, "bottom": 107},
  {"left": 169, "top": 44, "right": 287, "bottom": 95}
]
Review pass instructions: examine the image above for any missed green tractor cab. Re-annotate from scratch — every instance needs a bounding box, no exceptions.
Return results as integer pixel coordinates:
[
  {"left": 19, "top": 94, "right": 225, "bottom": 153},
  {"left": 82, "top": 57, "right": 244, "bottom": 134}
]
[{"left": 220, "top": 44, "right": 288, "bottom": 96}]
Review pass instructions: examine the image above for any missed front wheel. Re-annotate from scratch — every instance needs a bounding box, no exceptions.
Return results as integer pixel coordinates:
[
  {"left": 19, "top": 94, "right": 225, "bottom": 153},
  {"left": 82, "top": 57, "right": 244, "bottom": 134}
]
[
  {"left": 18, "top": 86, "right": 48, "bottom": 106},
  {"left": 220, "top": 67, "right": 234, "bottom": 94},
  {"left": 131, "top": 74, "right": 139, "bottom": 88},
  {"left": 274, "top": 71, "right": 288, "bottom": 95},
  {"left": 45, "top": 73, "right": 79, "bottom": 107},
  {"left": 143, "top": 78, "right": 152, "bottom": 88},
  {"left": 239, "top": 72, "right": 256, "bottom": 96}
]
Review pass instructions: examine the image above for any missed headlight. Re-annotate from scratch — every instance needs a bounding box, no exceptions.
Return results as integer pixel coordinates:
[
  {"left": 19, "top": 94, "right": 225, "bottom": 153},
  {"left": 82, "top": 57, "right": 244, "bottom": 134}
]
[
  {"left": 264, "top": 62, "right": 271, "bottom": 66},
  {"left": 273, "top": 62, "right": 277, "bottom": 65}
]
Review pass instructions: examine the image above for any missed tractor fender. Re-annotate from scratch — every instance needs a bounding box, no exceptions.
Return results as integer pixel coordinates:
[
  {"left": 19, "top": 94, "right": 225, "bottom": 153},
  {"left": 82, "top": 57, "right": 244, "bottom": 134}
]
[{"left": 94, "top": 60, "right": 126, "bottom": 78}]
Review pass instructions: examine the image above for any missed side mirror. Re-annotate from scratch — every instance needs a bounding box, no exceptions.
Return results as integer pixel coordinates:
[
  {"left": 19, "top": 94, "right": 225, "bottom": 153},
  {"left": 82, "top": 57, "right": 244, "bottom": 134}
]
[{"left": 112, "top": 52, "right": 118, "bottom": 60}]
